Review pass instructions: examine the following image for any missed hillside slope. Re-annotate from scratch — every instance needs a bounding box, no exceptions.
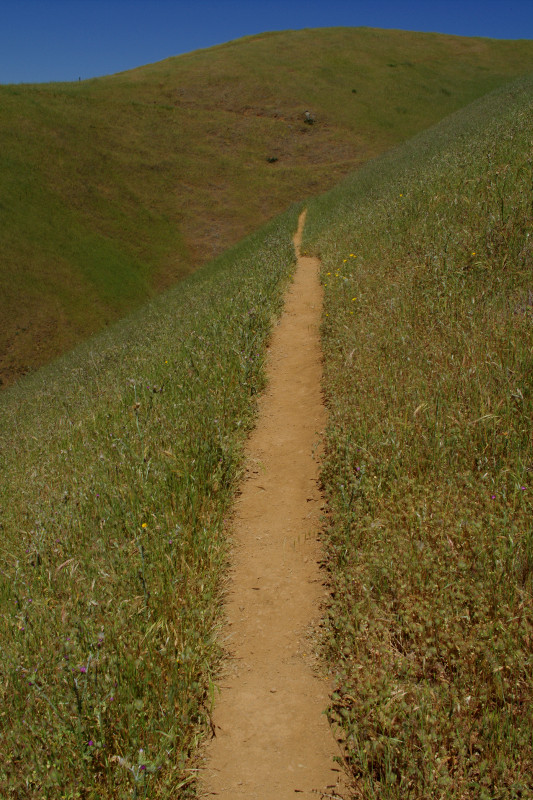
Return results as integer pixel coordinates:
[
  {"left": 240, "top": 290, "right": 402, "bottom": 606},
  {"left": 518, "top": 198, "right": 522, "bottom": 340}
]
[
  {"left": 1, "top": 67, "right": 533, "bottom": 799},
  {"left": 2, "top": 26, "right": 533, "bottom": 386},
  {"left": 304, "top": 73, "right": 533, "bottom": 797},
  {"left": 0, "top": 208, "right": 300, "bottom": 799}
]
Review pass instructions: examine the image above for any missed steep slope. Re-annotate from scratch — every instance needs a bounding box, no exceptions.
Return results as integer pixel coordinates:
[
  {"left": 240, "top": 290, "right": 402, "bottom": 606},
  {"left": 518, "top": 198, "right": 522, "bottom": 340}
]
[{"left": 2, "top": 26, "right": 533, "bottom": 386}]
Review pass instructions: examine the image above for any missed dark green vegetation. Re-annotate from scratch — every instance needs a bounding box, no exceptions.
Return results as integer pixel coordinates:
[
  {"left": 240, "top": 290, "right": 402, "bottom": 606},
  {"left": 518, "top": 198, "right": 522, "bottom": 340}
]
[
  {"left": 0, "top": 208, "right": 299, "bottom": 798},
  {"left": 304, "top": 74, "right": 533, "bottom": 798},
  {"left": 4, "top": 27, "right": 533, "bottom": 387}
]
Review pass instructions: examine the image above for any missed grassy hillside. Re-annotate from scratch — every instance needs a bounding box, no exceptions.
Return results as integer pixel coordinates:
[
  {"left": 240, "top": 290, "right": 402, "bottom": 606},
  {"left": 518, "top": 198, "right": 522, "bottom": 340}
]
[
  {"left": 2, "top": 37, "right": 533, "bottom": 799},
  {"left": 3, "top": 27, "right": 533, "bottom": 386},
  {"left": 304, "top": 74, "right": 533, "bottom": 798},
  {"left": 0, "top": 205, "right": 300, "bottom": 798}
]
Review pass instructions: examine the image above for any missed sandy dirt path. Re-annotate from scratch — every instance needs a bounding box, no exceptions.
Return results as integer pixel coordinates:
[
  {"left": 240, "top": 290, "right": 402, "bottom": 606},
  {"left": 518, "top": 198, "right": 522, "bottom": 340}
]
[{"left": 201, "top": 211, "right": 346, "bottom": 799}]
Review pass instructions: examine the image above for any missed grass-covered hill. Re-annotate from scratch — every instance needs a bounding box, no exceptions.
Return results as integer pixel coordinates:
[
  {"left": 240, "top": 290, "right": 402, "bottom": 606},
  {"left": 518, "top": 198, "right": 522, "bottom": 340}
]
[
  {"left": 304, "top": 74, "right": 533, "bottom": 797},
  {"left": 0, "top": 211, "right": 300, "bottom": 798},
  {"left": 3, "top": 26, "right": 533, "bottom": 386},
  {"left": 1, "top": 66, "right": 532, "bottom": 797}
]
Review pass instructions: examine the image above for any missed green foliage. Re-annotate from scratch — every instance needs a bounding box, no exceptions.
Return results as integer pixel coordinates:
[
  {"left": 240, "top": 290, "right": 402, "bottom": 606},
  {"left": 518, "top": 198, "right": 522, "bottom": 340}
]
[
  {"left": 0, "top": 206, "right": 299, "bottom": 798},
  {"left": 305, "top": 75, "right": 533, "bottom": 798}
]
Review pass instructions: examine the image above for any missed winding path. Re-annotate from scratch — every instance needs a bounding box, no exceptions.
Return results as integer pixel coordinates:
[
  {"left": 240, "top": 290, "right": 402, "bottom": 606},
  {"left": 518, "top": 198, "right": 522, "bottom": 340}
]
[{"left": 201, "top": 211, "right": 346, "bottom": 799}]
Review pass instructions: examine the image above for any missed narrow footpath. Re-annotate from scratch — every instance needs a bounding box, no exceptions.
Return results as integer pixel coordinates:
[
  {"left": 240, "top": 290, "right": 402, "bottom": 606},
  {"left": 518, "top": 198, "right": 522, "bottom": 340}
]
[{"left": 201, "top": 211, "right": 346, "bottom": 799}]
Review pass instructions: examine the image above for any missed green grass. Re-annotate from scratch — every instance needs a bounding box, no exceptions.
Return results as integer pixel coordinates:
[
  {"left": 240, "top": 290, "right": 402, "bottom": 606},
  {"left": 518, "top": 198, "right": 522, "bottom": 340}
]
[
  {"left": 304, "top": 74, "right": 533, "bottom": 798},
  {"left": 3, "top": 29, "right": 533, "bottom": 800},
  {"left": 3, "top": 27, "right": 533, "bottom": 386},
  {"left": 0, "top": 204, "right": 300, "bottom": 798}
]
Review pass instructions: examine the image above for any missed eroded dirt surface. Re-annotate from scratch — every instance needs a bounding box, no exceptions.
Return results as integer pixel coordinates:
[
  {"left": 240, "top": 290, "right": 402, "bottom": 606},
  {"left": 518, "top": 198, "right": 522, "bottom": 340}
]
[{"left": 201, "top": 211, "right": 346, "bottom": 799}]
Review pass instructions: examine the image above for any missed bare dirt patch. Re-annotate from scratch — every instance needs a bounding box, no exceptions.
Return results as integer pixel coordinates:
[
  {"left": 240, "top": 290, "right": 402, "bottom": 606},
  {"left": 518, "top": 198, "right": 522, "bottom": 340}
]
[{"left": 201, "top": 211, "right": 346, "bottom": 799}]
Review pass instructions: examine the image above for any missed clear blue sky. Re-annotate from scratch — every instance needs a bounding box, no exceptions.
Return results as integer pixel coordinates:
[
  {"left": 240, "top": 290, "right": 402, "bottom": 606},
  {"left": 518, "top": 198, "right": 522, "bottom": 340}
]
[{"left": 1, "top": 0, "right": 533, "bottom": 84}]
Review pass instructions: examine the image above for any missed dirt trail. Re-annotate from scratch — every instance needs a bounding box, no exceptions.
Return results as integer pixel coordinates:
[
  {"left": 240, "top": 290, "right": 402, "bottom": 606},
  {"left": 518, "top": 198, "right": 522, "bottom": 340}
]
[{"left": 201, "top": 210, "right": 346, "bottom": 799}]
